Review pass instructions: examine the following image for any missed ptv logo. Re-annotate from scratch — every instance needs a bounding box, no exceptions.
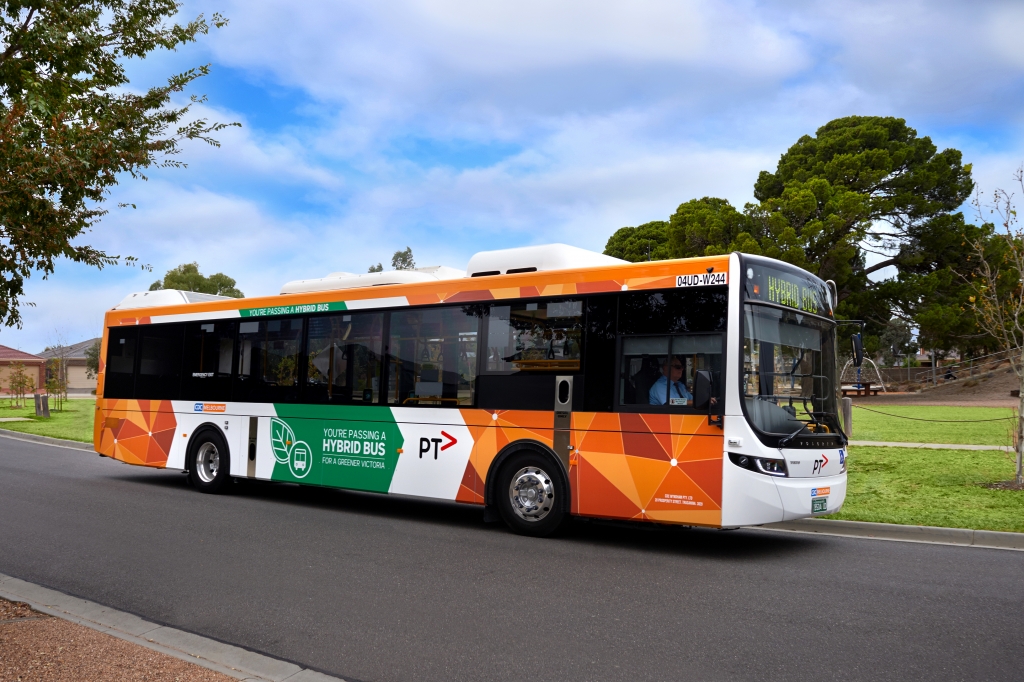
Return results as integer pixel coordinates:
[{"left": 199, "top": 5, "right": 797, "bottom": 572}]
[
  {"left": 812, "top": 453, "right": 830, "bottom": 474},
  {"left": 419, "top": 431, "right": 457, "bottom": 459}
]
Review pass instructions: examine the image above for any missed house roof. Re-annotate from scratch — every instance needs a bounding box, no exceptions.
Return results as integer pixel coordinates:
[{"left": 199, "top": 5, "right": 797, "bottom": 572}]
[
  {"left": 37, "top": 337, "right": 101, "bottom": 360},
  {"left": 0, "top": 344, "right": 43, "bottom": 362}
]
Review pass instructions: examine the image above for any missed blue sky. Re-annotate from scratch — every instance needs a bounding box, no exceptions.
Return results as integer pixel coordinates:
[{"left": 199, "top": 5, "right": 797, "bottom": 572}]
[{"left": 4, "top": 0, "right": 1024, "bottom": 352}]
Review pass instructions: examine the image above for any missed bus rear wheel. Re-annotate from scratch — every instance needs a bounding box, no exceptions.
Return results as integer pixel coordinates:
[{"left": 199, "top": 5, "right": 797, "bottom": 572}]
[
  {"left": 188, "top": 430, "right": 231, "bottom": 494},
  {"left": 496, "top": 452, "right": 567, "bottom": 537}
]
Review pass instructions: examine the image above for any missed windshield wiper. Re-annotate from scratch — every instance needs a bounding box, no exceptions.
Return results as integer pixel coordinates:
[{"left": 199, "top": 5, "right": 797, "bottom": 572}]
[{"left": 777, "top": 425, "right": 805, "bottom": 449}]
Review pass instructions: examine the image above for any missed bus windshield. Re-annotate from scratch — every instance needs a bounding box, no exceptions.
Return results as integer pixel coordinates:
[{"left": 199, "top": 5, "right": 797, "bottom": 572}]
[{"left": 742, "top": 304, "right": 840, "bottom": 440}]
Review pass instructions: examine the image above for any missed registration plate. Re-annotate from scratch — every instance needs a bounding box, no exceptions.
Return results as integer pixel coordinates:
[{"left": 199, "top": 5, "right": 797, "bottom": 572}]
[{"left": 811, "top": 497, "right": 828, "bottom": 513}]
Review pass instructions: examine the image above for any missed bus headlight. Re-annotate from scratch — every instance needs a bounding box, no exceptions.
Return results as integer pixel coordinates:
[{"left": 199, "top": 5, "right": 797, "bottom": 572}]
[{"left": 729, "top": 453, "right": 788, "bottom": 477}]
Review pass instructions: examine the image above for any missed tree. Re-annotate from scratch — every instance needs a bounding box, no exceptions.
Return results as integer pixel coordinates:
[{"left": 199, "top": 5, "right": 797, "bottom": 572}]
[
  {"left": 879, "top": 318, "right": 917, "bottom": 366},
  {"left": 668, "top": 199, "right": 761, "bottom": 258},
  {"left": 150, "top": 263, "right": 244, "bottom": 297},
  {"left": 604, "top": 221, "right": 672, "bottom": 262},
  {"left": 0, "top": 2, "right": 237, "bottom": 327},
  {"left": 43, "top": 330, "right": 71, "bottom": 409},
  {"left": 7, "top": 361, "right": 33, "bottom": 408},
  {"left": 368, "top": 263, "right": 383, "bottom": 273},
  {"left": 962, "top": 166, "right": 1024, "bottom": 486},
  {"left": 604, "top": 116, "right": 977, "bottom": 343},
  {"left": 749, "top": 116, "right": 973, "bottom": 324},
  {"left": 85, "top": 339, "right": 101, "bottom": 380},
  {"left": 392, "top": 247, "right": 415, "bottom": 271}
]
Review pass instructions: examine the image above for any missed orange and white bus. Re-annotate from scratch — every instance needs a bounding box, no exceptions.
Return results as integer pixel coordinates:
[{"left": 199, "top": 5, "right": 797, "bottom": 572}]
[{"left": 94, "top": 245, "right": 846, "bottom": 536}]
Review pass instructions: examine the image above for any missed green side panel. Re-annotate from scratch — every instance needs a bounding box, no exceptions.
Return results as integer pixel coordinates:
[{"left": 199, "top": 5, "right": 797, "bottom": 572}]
[
  {"left": 240, "top": 301, "right": 347, "bottom": 317},
  {"left": 269, "top": 404, "right": 403, "bottom": 493}
]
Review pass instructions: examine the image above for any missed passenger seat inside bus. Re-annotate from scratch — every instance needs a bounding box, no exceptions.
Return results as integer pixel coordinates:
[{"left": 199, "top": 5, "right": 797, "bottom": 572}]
[{"left": 629, "top": 356, "right": 663, "bottom": 405}]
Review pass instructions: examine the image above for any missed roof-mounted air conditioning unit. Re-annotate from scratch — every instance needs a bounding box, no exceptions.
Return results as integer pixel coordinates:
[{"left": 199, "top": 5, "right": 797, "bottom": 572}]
[{"left": 465, "top": 244, "right": 626, "bottom": 277}]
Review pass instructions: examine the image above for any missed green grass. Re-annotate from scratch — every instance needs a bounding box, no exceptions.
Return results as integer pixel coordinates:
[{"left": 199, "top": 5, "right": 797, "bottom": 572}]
[
  {"left": 826, "top": 446, "right": 1024, "bottom": 532},
  {"left": 0, "top": 398, "right": 95, "bottom": 443},
  {"left": 852, "top": 405, "right": 1017, "bottom": 446}
]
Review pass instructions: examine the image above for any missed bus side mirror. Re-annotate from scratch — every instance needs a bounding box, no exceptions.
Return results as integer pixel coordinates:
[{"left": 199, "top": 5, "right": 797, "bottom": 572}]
[
  {"left": 694, "top": 370, "right": 712, "bottom": 410},
  {"left": 852, "top": 334, "right": 864, "bottom": 368}
]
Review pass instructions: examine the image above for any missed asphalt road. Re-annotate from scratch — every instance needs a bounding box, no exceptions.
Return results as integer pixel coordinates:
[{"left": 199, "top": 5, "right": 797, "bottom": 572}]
[{"left": 1, "top": 435, "right": 1022, "bottom": 682}]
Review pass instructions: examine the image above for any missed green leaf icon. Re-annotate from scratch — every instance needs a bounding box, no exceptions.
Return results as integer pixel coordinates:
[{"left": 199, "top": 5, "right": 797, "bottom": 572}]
[{"left": 270, "top": 417, "right": 295, "bottom": 464}]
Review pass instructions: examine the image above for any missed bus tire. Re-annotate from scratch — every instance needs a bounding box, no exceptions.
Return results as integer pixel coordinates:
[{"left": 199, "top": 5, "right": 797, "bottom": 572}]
[
  {"left": 495, "top": 450, "right": 567, "bottom": 537},
  {"left": 187, "top": 429, "right": 231, "bottom": 494}
]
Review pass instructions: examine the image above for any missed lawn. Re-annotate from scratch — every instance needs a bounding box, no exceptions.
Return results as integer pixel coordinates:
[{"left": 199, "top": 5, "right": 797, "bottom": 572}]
[
  {"left": 826, "top": 445, "right": 1024, "bottom": 532},
  {"left": 0, "top": 398, "right": 95, "bottom": 443},
  {"left": 851, "top": 405, "right": 1017, "bottom": 446}
]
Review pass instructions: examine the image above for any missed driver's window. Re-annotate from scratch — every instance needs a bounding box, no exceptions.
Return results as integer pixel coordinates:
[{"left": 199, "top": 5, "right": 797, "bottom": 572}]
[{"left": 619, "top": 334, "right": 722, "bottom": 410}]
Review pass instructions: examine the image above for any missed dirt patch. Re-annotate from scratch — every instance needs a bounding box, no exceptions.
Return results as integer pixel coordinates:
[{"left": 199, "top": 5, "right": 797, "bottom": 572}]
[
  {"left": 0, "top": 596, "right": 232, "bottom": 681},
  {"left": 855, "top": 367, "right": 1021, "bottom": 407},
  {"left": 983, "top": 480, "right": 1024, "bottom": 491}
]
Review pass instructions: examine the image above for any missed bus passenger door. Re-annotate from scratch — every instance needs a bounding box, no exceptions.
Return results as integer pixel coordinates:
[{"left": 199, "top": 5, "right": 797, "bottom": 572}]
[{"left": 553, "top": 375, "right": 573, "bottom": 473}]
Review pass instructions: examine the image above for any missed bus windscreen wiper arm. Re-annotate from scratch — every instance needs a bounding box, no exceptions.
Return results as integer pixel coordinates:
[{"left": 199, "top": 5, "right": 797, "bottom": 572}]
[{"left": 778, "top": 425, "right": 805, "bottom": 449}]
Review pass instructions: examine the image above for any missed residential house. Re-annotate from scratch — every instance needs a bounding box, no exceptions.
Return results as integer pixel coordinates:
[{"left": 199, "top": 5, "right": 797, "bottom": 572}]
[
  {"left": 37, "top": 337, "right": 101, "bottom": 394},
  {"left": 0, "top": 345, "right": 45, "bottom": 394}
]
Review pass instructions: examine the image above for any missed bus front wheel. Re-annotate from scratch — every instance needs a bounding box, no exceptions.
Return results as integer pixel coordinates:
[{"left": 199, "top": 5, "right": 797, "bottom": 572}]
[
  {"left": 496, "top": 451, "right": 567, "bottom": 537},
  {"left": 187, "top": 430, "right": 231, "bottom": 494}
]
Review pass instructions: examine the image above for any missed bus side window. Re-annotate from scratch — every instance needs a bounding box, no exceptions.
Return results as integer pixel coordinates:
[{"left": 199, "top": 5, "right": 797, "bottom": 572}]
[
  {"left": 104, "top": 327, "right": 139, "bottom": 399},
  {"left": 234, "top": 317, "right": 304, "bottom": 403},
  {"left": 385, "top": 306, "right": 479, "bottom": 407},
  {"left": 135, "top": 323, "right": 185, "bottom": 400},
  {"left": 306, "top": 312, "right": 384, "bottom": 404},
  {"left": 483, "top": 299, "right": 582, "bottom": 374},
  {"left": 478, "top": 298, "right": 583, "bottom": 411},
  {"left": 182, "top": 320, "right": 236, "bottom": 401},
  {"left": 618, "top": 333, "right": 723, "bottom": 410}
]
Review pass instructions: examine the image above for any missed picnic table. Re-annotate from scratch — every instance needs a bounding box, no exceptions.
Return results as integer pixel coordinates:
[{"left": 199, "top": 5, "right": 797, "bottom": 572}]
[{"left": 841, "top": 381, "right": 880, "bottom": 397}]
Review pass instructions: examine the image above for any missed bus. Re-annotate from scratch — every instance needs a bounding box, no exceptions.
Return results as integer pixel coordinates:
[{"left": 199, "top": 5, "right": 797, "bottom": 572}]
[{"left": 94, "top": 245, "right": 847, "bottom": 536}]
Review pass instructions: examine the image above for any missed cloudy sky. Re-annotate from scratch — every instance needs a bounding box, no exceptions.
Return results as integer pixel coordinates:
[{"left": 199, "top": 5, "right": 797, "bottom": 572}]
[{"left": 4, "top": 0, "right": 1024, "bottom": 352}]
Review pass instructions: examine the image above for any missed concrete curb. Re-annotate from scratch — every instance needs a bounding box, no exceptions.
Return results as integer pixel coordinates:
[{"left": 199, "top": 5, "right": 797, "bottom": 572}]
[
  {"left": 0, "top": 573, "right": 344, "bottom": 681},
  {"left": 849, "top": 440, "right": 1013, "bottom": 452},
  {"left": 760, "top": 518, "right": 1024, "bottom": 550},
  {"left": 0, "top": 429, "right": 93, "bottom": 451}
]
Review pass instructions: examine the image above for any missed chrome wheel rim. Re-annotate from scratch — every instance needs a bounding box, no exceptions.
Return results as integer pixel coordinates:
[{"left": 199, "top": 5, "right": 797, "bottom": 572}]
[
  {"left": 508, "top": 466, "right": 554, "bottom": 522},
  {"left": 196, "top": 442, "right": 220, "bottom": 483}
]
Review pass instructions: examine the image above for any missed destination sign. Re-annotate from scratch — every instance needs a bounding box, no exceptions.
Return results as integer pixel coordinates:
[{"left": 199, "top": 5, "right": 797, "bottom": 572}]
[{"left": 744, "top": 262, "right": 830, "bottom": 315}]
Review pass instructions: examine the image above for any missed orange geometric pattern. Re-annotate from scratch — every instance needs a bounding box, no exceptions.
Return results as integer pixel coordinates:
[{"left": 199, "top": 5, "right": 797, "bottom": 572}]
[
  {"left": 455, "top": 409, "right": 723, "bottom": 527},
  {"left": 96, "top": 399, "right": 177, "bottom": 467}
]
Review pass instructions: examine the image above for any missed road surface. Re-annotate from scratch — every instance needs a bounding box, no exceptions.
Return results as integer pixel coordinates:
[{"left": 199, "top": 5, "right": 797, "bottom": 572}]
[{"left": 1, "top": 435, "right": 1021, "bottom": 681}]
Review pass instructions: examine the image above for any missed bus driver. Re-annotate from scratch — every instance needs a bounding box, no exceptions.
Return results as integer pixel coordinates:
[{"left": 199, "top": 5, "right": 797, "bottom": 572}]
[{"left": 649, "top": 355, "right": 692, "bottom": 405}]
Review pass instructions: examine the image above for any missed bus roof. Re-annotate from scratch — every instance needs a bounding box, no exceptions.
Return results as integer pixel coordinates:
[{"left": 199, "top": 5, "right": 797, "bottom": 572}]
[{"left": 105, "top": 248, "right": 731, "bottom": 327}]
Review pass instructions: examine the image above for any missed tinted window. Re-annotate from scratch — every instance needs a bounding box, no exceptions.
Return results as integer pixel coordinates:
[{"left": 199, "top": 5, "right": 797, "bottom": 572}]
[
  {"left": 306, "top": 312, "right": 384, "bottom": 404},
  {"left": 235, "top": 317, "right": 304, "bottom": 403},
  {"left": 483, "top": 299, "right": 583, "bottom": 373},
  {"left": 135, "top": 324, "right": 184, "bottom": 400},
  {"left": 104, "top": 327, "right": 138, "bottom": 398},
  {"left": 386, "top": 306, "right": 479, "bottom": 407},
  {"left": 182, "top": 320, "right": 236, "bottom": 401},
  {"left": 619, "top": 334, "right": 723, "bottom": 410},
  {"left": 618, "top": 289, "right": 727, "bottom": 335},
  {"left": 582, "top": 296, "right": 617, "bottom": 411}
]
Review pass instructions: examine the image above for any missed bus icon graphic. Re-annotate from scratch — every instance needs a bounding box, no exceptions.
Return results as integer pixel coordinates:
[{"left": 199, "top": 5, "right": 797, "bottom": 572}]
[{"left": 270, "top": 418, "right": 313, "bottom": 480}]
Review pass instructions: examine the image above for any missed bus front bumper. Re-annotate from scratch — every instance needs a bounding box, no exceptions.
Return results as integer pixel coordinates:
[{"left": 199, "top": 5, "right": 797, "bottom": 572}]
[{"left": 774, "top": 472, "right": 847, "bottom": 521}]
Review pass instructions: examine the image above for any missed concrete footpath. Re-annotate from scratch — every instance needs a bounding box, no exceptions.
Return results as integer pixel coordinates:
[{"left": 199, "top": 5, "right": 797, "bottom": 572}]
[
  {"left": 0, "top": 573, "right": 343, "bottom": 682},
  {"left": 849, "top": 439, "right": 1013, "bottom": 452},
  {"left": 763, "top": 518, "right": 1024, "bottom": 550}
]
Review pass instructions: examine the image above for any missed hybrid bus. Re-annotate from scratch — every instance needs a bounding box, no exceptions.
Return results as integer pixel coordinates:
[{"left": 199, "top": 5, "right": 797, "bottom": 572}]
[{"left": 94, "top": 245, "right": 847, "bottom": 536}]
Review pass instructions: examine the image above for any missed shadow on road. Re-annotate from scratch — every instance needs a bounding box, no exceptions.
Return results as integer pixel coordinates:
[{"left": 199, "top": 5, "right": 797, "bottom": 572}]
[{"left": 109, "top": 466, "right": 820, "bottom": 561}]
